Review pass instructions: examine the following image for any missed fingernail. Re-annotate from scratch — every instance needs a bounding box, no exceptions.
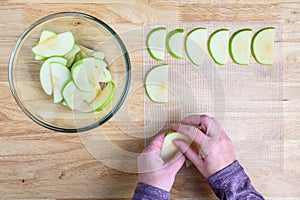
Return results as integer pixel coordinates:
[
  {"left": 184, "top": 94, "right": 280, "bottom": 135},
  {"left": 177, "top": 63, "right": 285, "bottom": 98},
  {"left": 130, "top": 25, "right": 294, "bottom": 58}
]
[{"left": 171, "top": 123, "right": 179, "bottom": 130}]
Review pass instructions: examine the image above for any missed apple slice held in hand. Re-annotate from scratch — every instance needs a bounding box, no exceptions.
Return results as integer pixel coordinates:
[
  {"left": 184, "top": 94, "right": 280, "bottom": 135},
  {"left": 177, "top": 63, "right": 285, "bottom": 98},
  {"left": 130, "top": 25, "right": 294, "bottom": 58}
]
[
  {"left": 32, "top": 31, "right": 75, "bottom": 57},
  {"left": 229, "top": 29, "right": 252, "bottom": 65},
  {"left": 51, "top": 63, "right": 71, "bottom": 103},
  {"left": 161, "top": 131, "right": 193, "bottom": 166},
  {"left": 166, "top": 29, "right": 185, "bottom": 59},
  {"left": 251, "top": 27, "right": 275, "bottom": 65},
  {"left": 208, "top": 29, "right": 229, "bottom": 65},
  {"left": 185, "top": 28, "right": 207, "bottom": 66},
  {"left": 146, "top": 27, "right": 167, "bottom": 61},
  {"left": 145, "top": 64, "right": 168, "bottom": 103}
]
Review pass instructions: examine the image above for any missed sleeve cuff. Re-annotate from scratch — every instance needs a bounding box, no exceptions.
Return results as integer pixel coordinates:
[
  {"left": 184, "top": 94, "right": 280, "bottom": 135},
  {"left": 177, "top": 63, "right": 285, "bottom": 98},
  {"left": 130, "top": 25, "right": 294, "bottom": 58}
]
[
  {"left": 207, "top": 160, "right": 243, "bottom": 186},
  {"left": 132, "top": 182, "right": 170, "bottom": 200}
]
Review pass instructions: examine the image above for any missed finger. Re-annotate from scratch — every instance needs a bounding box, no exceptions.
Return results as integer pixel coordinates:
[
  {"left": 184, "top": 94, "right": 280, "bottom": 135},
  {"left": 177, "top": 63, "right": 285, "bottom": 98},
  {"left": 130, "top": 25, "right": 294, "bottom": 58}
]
[
  {"left": 143, "top": 132, "right": 167, "bottom": 153},
  {"left": 205, "top": 117, "right": 224, "bottom": 139},
  {"left": 165, "top": 151, "right": 185, "bottom": 173},
  {"left": 174, "top": 140, "right": 205, "bottom": 172},
  {"left": 171, "top": 123, "right": 207, "bottom": 146},
  {"left": 181, "top": 115, "right": 212, "bottom": 133}
]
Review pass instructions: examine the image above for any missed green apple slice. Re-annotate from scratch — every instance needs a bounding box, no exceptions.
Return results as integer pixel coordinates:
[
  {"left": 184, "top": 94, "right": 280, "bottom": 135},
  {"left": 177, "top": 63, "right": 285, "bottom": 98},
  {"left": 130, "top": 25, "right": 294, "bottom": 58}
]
[
  {"left": 146, "top": 27, "right": 167, "bottom": 61},
  {"left": 76, "top": 82, "right": 115, "bottom": 112},
  {"left": 40, "top": 57, "right": 67, "bottom": 95},
  {"left": 35, "top": 30, "right": 57, "bottom": 60},
  {"left": 65, "top": 44, "right": 81, "bottom": 67},
  {"left": 145, "top": 64, "right": 168, "bottom": 103},
  {"left": 71, "top": 57, "right": 107, "bottom": 92},
  {"left": 208, "top": 29, "right": 229, "bottom": 65},
  {"left": 91, "top": 51, "right": 105, "bottom": 60},
  {"left": 166, "top": 29, "right": 184, "bottom": 59},
  {"left": 99, "top": 69, "right": 112, "bottom": 82},
  {"left": 84, "top": 84, "right": 101, "bottom": 103},
  {"left": 185, "top": 28, "right": 207, "bottom": 66},
  {"left": 71, "top": 59, "right": 93, "bottom": 92},
  {"left": 229, "top": 29, "right": 252, "bottom": 65},
  {"left": 61, "top": 100, "right": 68, "bottom": 107},
  {"left": 32, "top": 31, "right": 75, "bottom": 57},
  {"left": 39, "top": 30, "right": 56, "bottom": 42},
  {"left": 62, "top": 81, "right": 96, "bottom": 110},
  {"left": 80, "top": 45, "right": 94, "bottom": 56},
  {"left": 50, "top": 63, "right": 71, "bottom": 103},
  {"left": 251, "top": 27, "right": 275, "bottom": 65},
  {"left": 161, "top": 131, "right": 192, "bottom": 163},
  {"left": 89, "top": 58, "right": 107, "bottom": 84}
]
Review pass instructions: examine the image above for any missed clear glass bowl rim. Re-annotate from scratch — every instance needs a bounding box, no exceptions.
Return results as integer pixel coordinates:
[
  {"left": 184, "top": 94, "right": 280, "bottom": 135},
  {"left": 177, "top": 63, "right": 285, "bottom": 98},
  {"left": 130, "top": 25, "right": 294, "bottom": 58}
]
[{"left": 8, "top": 12, "right": 131, "bottom": 133}]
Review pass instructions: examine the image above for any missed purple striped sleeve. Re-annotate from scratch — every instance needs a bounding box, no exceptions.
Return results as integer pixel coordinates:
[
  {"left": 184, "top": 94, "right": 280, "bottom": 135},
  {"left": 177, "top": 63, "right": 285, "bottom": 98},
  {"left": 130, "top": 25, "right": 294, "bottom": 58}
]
[
  {"left": 207, "top": 160, "right": 265, "bottom": 200},
  {"left": 132, "top": 182, "right": 170, "bottom": 200}
]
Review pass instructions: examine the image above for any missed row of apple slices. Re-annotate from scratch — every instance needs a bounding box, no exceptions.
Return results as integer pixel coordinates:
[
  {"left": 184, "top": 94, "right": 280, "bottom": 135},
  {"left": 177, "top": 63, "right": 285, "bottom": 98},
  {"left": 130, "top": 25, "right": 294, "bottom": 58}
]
[
  {"left": 147, "top": 27, "right": 275, "bottom": 65},
  {"left": 32, "top": 30, "right": 114, "bottom": 112}
]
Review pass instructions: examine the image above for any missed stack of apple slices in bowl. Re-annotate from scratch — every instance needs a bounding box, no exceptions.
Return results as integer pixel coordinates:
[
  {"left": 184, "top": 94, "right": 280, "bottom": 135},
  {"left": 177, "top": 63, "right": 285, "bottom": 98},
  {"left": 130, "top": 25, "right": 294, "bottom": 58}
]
[{"left": 9, "top": 12, "right": 130, "bottom": 132}]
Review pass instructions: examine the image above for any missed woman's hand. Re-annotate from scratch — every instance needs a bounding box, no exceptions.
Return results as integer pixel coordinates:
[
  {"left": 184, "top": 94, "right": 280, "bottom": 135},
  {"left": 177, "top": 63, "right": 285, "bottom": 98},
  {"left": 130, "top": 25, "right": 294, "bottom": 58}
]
[
  {"left": 137, "top": 133, "right": 185, "bottom": 192},
  {"left": 171, "top": 115, "right": 236, "bottom": 178}
]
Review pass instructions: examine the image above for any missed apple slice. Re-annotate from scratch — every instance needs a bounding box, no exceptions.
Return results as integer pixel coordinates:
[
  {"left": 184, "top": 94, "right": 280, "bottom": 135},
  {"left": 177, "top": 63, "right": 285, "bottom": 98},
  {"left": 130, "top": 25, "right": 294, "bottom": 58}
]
[
  {"left": 71, "top": 59, "right": 93, "bottom": 92},
  {"left": 76, "top": 82, "right": 115, "bottom": 112},
  {"left": 50, "top": 63, "right": 71, "bottom": 103},
  {"left": 185, "top": 28, "right": 207, "bottom": 66},
  {"left": 161, "top": 131, "right": 192, "bottom": 162},
  {"left": 229, "top": 29, "right": 252, "bottom": 65},
  {"left": 32, "top": 31, "right": 75, "bottom": 57},
  {"left": 251, "top": 27, "right": 275, "bottom": 65},
  {"left": 166, "top": 29, "right": 184, "bottom": 59},
  {"left": 40, "top": 57, "right": 68, "bottom": 95},
  {"left": 208, "top": 29, "right": 229, "bottom": 65},
  {"left": 35, "top": 30, "right": 57, "bottom": 60},
  {"left": 39, "top": 30, "right": 56, "bottom": 42},
  {"left": 146, "top": 27, "right": 167, "bottom": 61},
  {"left": 61, "top": 100, "right": 68, "bottom": 107},
  {"left": 98, "top": 69, "right": 112, "bottom": 82},
  {"left": 80, "top": 45, "right": 94, "bottom": 56},
  {"left": 65, "top": 44, "right": 81, "bottom": 67},
  {"left": 88, "top": 58, "right": 107, "bottom": 84},
  {"left": 71, "top": 57, "right": 106, "bottom": 92},
  {"left": 145, "top": 64, "right": 168, "bottom": 103},
  {"left": 91, "top": 51, "right": 105, "bottom": 60}
]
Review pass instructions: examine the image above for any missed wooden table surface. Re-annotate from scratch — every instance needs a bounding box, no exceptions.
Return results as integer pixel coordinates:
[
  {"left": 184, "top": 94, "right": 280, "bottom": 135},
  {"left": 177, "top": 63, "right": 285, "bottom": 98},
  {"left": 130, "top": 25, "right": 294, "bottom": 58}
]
[{"left": 0, "top": 0, "right": 299, "bottom": 199}]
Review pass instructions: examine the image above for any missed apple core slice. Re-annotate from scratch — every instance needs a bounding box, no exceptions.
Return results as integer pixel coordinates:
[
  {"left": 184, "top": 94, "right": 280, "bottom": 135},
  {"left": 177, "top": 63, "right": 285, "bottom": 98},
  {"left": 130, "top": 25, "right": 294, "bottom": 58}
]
[
  {"left": 145, "top": 64, "right": 168, "bottom": 103},
  {"left": 146, "top": 27, "right": 167, "bottom": 61},
  {"left": 185, "top": 28, "right": 207, "bottom": 66},
  {"left": 166, "top": 29, "right": 184, "bottom": 59},
  {"left": 208, "top": 29, "right": 229, "bottom": 65},
  {"left": 251, "top": 27, "right": 275, "bottom": 65}
]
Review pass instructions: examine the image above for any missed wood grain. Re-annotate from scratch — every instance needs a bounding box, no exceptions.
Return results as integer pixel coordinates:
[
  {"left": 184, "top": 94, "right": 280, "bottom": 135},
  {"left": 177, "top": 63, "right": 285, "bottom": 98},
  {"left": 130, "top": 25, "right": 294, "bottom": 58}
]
[{"left": 0, "top": 0, "right": 299, "bottom": 199}]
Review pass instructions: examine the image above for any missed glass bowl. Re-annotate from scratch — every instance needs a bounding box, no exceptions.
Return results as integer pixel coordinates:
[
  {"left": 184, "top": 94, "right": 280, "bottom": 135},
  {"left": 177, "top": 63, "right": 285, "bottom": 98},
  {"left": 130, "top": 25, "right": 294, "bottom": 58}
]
[{"left": 8, "top": 12, "right": 131, "bottom": 132}]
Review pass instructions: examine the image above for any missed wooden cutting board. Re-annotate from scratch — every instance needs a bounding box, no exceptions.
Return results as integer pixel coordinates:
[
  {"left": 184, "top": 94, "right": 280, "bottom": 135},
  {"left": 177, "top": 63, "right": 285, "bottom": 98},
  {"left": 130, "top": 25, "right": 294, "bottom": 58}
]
[{"left": 0, "top": 0, "right": 299, "bottom": 199}]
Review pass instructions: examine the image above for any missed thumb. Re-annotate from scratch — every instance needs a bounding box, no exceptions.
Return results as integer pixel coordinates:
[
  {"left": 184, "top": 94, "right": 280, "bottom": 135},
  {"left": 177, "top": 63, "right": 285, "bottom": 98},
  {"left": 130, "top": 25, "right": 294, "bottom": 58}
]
[
  {"left": 174, "top": 140, "right": 206, "bottom": 175},
  {"left": 165, "top": 151, "right": 185, "bottom": 174}
]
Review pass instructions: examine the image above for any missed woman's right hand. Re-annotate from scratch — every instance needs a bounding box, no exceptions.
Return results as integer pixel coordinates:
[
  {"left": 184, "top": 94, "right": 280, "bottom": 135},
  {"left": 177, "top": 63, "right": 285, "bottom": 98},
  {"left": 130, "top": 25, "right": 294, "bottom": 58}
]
[{"left": 171, "top": 115, "right": 236, "bottom": 178}]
